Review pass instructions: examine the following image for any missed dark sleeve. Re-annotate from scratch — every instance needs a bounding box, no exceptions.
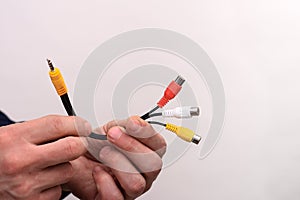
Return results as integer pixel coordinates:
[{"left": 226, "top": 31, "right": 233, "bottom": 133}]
[
  {"left": 0, "top": 111, "right": 15, "bottom": 126},
  {"left": 60, "top": 191, "right": 71, "bottom": 199},
  {"left": 0, "top": 111, "right": 70, "bottom": 199}
]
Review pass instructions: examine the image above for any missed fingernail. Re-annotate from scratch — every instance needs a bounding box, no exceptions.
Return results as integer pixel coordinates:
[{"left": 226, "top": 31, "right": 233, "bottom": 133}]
[
  {"left": 108, "top": 127, "right": 122, "bottom": 141},
  {"left": 131, "top": 120, "right": 141, "bottom": 132}
]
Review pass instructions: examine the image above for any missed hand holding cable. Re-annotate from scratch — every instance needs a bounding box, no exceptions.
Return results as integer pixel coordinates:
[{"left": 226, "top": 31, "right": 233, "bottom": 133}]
[{"left": 47, "top": 60, "right": 202, "bottom": 145}]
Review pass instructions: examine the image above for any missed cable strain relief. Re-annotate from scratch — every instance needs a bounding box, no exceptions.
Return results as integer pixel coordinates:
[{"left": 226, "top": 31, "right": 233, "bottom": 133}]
[
  {"left": 140, "top": 113, "right": 149, "bottom": 120},
  {"left": 157, "top": 97, "right": 169, "bottom": 108},
  {"left": 49, "top": 68, "right": 68, "bottom": 96},
  {"left": 162, "top": 109, "right": 173, "bottom": 117},
  {"left": 165, "top": 123, "right": 178, "bottom": 133}
]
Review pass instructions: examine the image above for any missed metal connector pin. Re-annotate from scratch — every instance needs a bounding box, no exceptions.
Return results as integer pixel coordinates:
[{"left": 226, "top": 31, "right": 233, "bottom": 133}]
[
  {"left": 191, "top": 134, "right": 201, "bottom": 145},
  {"left": 174, "top": 75, "right": 185, "bottom": 86},
  {"left": 190, "top": 107, "right": 200, "bottom": 116},
  {"left": 47, "top": 59, "right": 54, "bottom": 71}
]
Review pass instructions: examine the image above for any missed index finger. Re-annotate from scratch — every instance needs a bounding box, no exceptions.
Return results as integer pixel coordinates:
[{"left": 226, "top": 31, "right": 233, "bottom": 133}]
[
  {"left": 12, "top": 115, "right": 91, "bottom": 145},
  {"left": 35, "top": 136, "right": 87, "bottom": 168}
]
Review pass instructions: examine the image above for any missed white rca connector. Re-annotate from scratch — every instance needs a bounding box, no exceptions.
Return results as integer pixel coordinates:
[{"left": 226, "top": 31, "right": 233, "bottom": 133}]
[{"left": 162, "top": 106, "right": 200, "bottom": 118}]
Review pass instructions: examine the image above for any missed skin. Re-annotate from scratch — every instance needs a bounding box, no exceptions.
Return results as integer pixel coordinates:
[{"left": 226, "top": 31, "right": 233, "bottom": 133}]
[
  {"left": 0, "top": 115, "right": 91, "bottom": 200},
  {"left": 65, "top": 116, "right": 167, "bottom": 200},
  {"left": 0, "top": 115, "right": 166, "bottom": 200}
]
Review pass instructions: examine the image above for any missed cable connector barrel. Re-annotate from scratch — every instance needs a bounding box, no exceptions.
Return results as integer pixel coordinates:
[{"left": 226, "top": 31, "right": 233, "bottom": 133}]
[
  {"left": 157, "top": 75, "right": 185, "bottom": 108},
  {"left": 165, "top": 123, "right": 201, "bottom": 145},
  {"left": 47, "top": 59, "right": 68, "bottom": 96},
  {"left": 162, "top": 106, "right": 200, "bottom": 118}
]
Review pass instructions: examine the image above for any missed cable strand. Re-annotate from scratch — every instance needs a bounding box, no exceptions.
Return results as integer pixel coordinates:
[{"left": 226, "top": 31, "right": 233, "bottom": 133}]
[
  {"left": 140, "top": 106, "right": 159, "bottom": 120},
  {"left": 147, "top": 121, "right": 166, "bottom": 127},
  {"left": 148, "top": 113, "right": 162, "bottom": 118}
]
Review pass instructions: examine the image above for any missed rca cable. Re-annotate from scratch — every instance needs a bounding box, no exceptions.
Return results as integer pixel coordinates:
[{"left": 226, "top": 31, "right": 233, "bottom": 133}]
[
  {"left": 47, "top": 59, "right": 106, "bottom": 140},
  {"left": 140, "top": 76, "right": 201, "bottom": 144},
  {"left": 46, "top": 59, "right": 201, "bottom": 144}
]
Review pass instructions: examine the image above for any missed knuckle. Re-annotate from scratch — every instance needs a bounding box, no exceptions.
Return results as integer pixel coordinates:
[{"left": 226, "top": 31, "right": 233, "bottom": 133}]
[
  {"left": 53, "top": 186, "right": 62, "bottom": 200},
  {"left": 153, "top": 156, "right": 163, "bottom": 170},
  {"left": 158, "top": 147, "right": 167, "bottom": 157},
  {"left": 51, "top": 187, "right": 62, "bottom": 200},
  {"left": 10, "top": 182, "right": 33, "bottom": 198},
  {"left": 46, "top": 115, "right": 65, "bottom": 133},
  {"left": 109, "top": 193, "right": 124, "bottom": 200},
  {"left": 128, "top": 177, "right": 146, "bottom": 196},
  {"left": 153, "top": 133, "right": 167, "bottom": 157},
  {"left": 2, "top": 153, "right": 21, "bottom": 175},
  {"left": 158, "top": 143, "right": 167, "bottom": 156},
  {"left": 64, "top": 138, "right": 83, "bottom": 158},
  {"left": 62, "top": 162, "right": 74, "bottom": 180},
  {"left": 124, "top": 139, "right": 139, "bottom": 153},
  {"left": 38, "top": 186, "right": 62, "bottom": 200},
  {"left": 160, "top": 136, "right": 167, "bottom": 149},
  {"left": 143, "top": 153, "right": 163, "bottom": 173},
  {"left": 146, "top": 154, "right": 163, "bottom": 172}
]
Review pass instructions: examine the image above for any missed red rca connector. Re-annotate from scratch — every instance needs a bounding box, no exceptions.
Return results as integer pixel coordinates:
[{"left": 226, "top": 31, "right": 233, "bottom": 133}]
[{"left": 157, "top": 76, "right": 185, "bottom": 108}]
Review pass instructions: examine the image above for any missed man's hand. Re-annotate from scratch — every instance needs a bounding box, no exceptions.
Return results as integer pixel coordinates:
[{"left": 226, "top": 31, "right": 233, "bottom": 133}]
[
  {"left": 0, "top": 115, "right": 91, "bottom": 200},
  {"left": 66, "top": 116, "right": 166, "bottom": 200}
]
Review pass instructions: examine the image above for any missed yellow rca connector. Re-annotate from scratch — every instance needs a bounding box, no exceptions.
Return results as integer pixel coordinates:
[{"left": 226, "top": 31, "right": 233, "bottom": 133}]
[
  {"left": 166, "top": 123, "right": 201, "bottom": 144},
  {"left": 47, "top": 59, "right": 67, "bottom": 96},
  {"left": 46, "top": 59, "right": 107, "bottom": 140}
]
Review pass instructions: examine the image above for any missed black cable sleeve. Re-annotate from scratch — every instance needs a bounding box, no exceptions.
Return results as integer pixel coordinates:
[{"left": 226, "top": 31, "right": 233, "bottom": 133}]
[
  {"left": 89, "top": 132, "right": 107, "bottom": 140},
  {"left": 141, "top": 106, "right": 159, "bottom": 120},
  {"left": 60, "top": 94, "right": 107, "bottom": 140},
  {"left": 148, "top": 106, "right": 160, "bottom": 114},
  {"left": 148, "top": 113, "right": 162, "bottom": 118},
  {"left": 141, "top": 113, "right": 149, "bottom": 120},
  {"left": 60, "top": 94, "right": 76, "bottom": 116}
]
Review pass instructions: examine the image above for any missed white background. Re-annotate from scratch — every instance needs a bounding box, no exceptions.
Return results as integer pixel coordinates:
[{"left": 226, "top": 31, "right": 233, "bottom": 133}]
[{"left": 1, "top": 0, "right": 300, "bottom": 200}]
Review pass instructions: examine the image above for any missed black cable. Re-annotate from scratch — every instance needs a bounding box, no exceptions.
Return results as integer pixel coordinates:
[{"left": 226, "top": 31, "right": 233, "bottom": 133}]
[
  {"left": 141, "top": 105, "right": 159, "bottom": 120},
  {"left": 88, "top": 132, "right": 107, "bottom": 140},
  {"left": 147, "top": 121, "right": 166, "bottom": 127},
  {"left": 61, "top": 94, "right": 161, "bottom": 138},
  {"left": 60, "top": 94, "right": 76, "bottom": 116},
  {"left": 60, "top": 93, "right": 107, "bottom": 140},
  {"left": 148, "top": 106, "right": 159, "bottom": 114},
  {"left": 148, "top": 113, "right": 162, "bottom": 118}
]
